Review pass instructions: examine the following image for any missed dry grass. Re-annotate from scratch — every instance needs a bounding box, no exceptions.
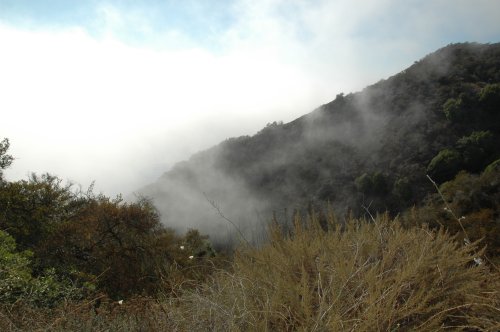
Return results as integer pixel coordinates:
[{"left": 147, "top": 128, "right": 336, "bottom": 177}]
[
  {"left": 1, "top": 214, "right": 499, "bottom": 331},
  {"left": 0, "top": 295, "right": 178, "bottom": 331},
  {"left": 169, "top": 214, "right": 500, "bottom": 331}
]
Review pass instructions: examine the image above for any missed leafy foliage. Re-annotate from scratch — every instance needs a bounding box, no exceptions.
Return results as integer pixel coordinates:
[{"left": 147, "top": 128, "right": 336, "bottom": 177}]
[
  {"left": 0, "top": 142, "right": 221, "bottom": 302},
  {"left": 456, "top": 130, "right": 496, "bottom": 172},
  {"left": 392, "top": 177, "right": 412, "bottom": 201},
  {"left": 479, "top": 83, "right": 500, "bottom": 112},
  {"left": 484, "top": 158, "right": 500, "bottom": 174},
  {"left": 0, "top": 230, "right": 32, "bottom": 303},
  {"left": 0, "top": 230, "right": 84, "bottom": 307},
  {"left": 0, "top": 173, "right": 82, "bottom": 252},
  {"left": 404, "top": 165, "right": 500, "bottom": 262},
  {"left": 355, "top": 172, "right": 389, "bottom": 196},
  {"left": 443, "top": 97, "right": 465, "bottom": 121},
  {"left": 39, "top": 195, "right": 170, "bottom": 297},
  {"left": 0, "top": 138, "right": 13, "bottom": 181},
  {"left": 426, "top": 149, "right": 462, "bottom": 183}
]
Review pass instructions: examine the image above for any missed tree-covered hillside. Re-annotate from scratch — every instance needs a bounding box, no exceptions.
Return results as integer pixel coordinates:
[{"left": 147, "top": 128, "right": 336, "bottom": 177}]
[{"left": 141, "top": 42, "right": 500, "bottom": 244}]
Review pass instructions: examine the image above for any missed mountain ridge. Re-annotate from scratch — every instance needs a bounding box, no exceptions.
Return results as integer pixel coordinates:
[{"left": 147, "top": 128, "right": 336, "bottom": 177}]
[{"left": 140, "top": 42, "right": 500, "bottom": 243}]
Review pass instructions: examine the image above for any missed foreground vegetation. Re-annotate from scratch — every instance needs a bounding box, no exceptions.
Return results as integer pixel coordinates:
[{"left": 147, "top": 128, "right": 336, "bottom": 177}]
[
  {"left": 1, "top": 210, "right": 499, "bottom": 331},
  {"left": 1, "top": 138, "right": 499, "bottom": 330}
]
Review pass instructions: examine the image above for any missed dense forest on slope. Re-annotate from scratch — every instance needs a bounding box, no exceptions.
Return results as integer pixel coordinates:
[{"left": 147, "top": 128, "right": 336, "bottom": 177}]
[{"left": 141, "top": 42, "right": 500, "bottom": 245}]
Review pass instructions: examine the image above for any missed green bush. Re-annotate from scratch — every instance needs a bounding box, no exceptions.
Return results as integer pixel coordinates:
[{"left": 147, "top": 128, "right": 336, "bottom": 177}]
[
  {"left": 393, "top": 177, "right": 412, "bottom": 201},
  {"left": 0, "top": 138, "right": 13, "bottom": 181},
  {"left": 355, "top": 172, "right": 389, "bottom": 195},
  {"left": 443, "top": 97, "right": 464, "bottom": 121},
  {"left": 484, "top": 158, "right": 500, "bottom": 174},
  {"left": 0, "top": 173, "right": 82, "bottom": 251},
  {"left": 404, "top": 165, "right": 500, "bottom": 262},
  {"left": 456, "top": 130, "right": 496, "bottom": 172},
  {"left": 427, "top": 149, "right": 462, "bottom": 183},
  {"left": 479, "top": 83, "right": 500, "bottom": 112},
  {"left": 0, "top": 230, "right": 33, "bottom": 303},
  {"left": 0, "top": 230, "right": 83, "bottom": 307}
]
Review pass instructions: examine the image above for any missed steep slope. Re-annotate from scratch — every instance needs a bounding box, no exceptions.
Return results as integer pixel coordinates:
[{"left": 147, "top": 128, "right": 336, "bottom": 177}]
[{"left": 140, "top": 42, "right": 500, "bottom": 243}]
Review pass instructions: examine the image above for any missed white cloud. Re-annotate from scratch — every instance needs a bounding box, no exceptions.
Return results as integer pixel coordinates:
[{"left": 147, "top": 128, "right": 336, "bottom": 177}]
[
  {"left": 1, "top": 0, "right": 499, "bottom": 196},
  {"left": 0, "top": 21, "right": 326, "bottom": 195}
]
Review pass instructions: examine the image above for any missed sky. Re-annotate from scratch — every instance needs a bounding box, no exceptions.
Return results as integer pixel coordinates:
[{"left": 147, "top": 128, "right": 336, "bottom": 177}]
[{"left": 1, "top": 0, "right": 499, "bottom": 197}]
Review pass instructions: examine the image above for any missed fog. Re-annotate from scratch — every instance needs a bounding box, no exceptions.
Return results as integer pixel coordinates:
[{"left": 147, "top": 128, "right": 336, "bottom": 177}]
[
  {"left": 1, "top": 0, "right": 499, "bottom": 200},
  {"left": 137, "top": 42, "right": 492, "bottom": 243}
]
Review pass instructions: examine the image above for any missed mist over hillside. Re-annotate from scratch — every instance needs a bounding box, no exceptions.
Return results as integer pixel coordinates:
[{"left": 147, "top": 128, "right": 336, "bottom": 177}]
[{"left": 139, "top": 42, "right": 500, "bottom": 244}]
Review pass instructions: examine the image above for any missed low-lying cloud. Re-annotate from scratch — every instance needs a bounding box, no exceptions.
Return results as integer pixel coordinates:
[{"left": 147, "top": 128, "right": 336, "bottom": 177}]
[{"left": 1, "top": 0, "right": 499, "bottom": 197}]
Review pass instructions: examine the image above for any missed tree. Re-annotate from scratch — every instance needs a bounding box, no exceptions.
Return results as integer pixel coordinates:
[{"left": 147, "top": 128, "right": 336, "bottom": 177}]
[
  {"left": 0, "top": 173, "right": 81, "bottom": 251},
  {"left": 393, "top": 177, "right": 412, "bottom": 201},
  {"left": 355, "top": 172, "right": 389, "bottom": 196},
  {"left": 479, "top": 83, "right": 500, "bottom": 112},
  {"left": 427, "top": 149, "right": 462, "bottom": 183},
  {"left": 0, "top": 229, "right": 32, "bottom": 303},
  {"left": 41, "top": 195, "right": 181, "bottom": 298},
  {"left": 0, "top": 138, "right": 13, "bottom": 182},
  {"left": 456, "top": 130, "right": 496, "bottom": 172},
  {"left": 0, "top": 229, "right": 83, "bottom": 307},
  {"left": 442, "top": 97, "right": 464, "bottom": 121}
]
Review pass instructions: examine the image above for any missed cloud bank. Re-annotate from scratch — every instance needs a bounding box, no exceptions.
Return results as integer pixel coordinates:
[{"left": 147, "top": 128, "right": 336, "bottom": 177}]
[{"left": 1, "top": 0, "right": 499, "bottom": 196}]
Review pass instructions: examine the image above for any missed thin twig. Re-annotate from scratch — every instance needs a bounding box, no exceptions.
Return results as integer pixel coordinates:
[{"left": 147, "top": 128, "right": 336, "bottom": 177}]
[
  {"left": 43, "top": 294, "right": 107, "bottom": 330},
  {"left": 361, "top": 202, "right": 383, "bottom": 242},
  {"left": 426, "top": 175, "right": 468, "bottom": 237},
  {"left": 203, "top": 192, "right": 250, "bottom": 246},
  {"left": 426, "top": 175, "right": 499, "bottom": 272},
  {"left": 416, "top": 303, "right": 500, "bottom": 330}
]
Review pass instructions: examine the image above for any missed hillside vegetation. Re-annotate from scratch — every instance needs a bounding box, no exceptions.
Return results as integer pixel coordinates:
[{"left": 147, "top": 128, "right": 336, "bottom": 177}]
[
  {"left": 141, "top": 42, "right": 500, "bottom": 246},
  {"left": 1, "top": 43, "right": 499, "bottom": 330}
]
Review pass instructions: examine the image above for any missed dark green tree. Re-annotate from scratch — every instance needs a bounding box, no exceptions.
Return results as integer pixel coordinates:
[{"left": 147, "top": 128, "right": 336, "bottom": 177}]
[
  {"left": 0, "top": 173, "right": 81, "bottom": 251},
  {"left": 442, "top": 97, "right": 465, "bottom": 121},
  {"left": 427, "top": 149, "right": 462, "bottom": 183},
  {"left": 0, "top": 138, "right": 14, "bottom": 182},
  {"left": 355, "top": 172, "right": 389, "bottom": 196},
  {"left": 456, "top": 130, "right": 496, "bottom": 172},
  {"left": 479, "top": 83, "right": 500, "bottom": 112}
]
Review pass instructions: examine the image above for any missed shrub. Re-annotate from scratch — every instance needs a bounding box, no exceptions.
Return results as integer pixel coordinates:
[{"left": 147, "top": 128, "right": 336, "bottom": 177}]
[
  {"left": 355, "top": 172, "right": 389, "bottom": 195},
  {"left": 407, "top": 167, "right": 500, "bottom": 262},
  {"left": 171, "top": 214, "right": 500, "bottom": 331},
  {"left": 484, "top": 158, "right": 500, "bottom": 174},
  {"left": 393, "top": 177, "right": 412, "bottom": 201},
  {"left": 456, "top": 130, "right": 496, "bottom": 172},
  {"left": 41, "top": 196, "right": 181, "bottom": 298},
  {"left": 355, "top": 173, "right": 372, "bottom": 193},
  {"left": 427, "top": 149, "right": 462, "bottom": 183},
  {"left": 479, "top": 83, "right": 500, "bottom": 112},
  {"left": 0, "top": 230, "right": 32, "bottom": 303},
  {"left": 0, "top": 230, "right": 84, "bottom": 307},
  {"left": 0, "top": 138, "right": 13, "bottom": 181},
  {"left": 443, "top": 97, "right": 464, "bottom": 121},
  {"left": 0, "top": 173, "right": 82, "bottom": 251}
]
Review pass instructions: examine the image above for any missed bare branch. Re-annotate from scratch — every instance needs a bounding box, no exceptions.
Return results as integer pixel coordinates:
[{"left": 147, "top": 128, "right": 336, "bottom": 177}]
[{"left": 203, "top": 192, "right": 250, "bottom": 246}]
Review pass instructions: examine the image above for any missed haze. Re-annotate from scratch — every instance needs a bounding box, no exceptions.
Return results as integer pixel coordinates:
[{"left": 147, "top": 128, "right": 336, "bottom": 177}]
[{"left": 1, "top": 0, "right": 499, "bottom": 196}]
